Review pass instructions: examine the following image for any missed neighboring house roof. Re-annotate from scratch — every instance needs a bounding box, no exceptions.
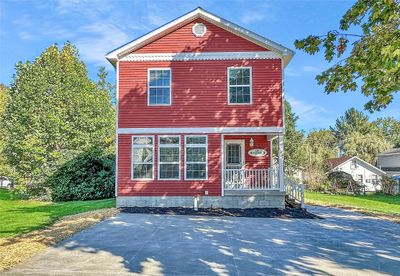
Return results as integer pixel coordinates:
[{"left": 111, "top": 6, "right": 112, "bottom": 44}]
[
  {"left": 377, "top": 148, "right": 400, "bottom": 156},
  {"left": 327, "top": 156, "right": 386, "bottom": 175},
  {"left": 327, "top": 156, "right": 352, "bottom": 169},
  {"left": 106, "top": 7, "right": 295, "bottom": 66}
]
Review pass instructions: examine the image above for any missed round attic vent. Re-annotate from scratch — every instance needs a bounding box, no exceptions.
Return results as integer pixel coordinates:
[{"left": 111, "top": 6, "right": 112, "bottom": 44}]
[{"left": 192, "top": 23, "right": 207, "bottom": 37}]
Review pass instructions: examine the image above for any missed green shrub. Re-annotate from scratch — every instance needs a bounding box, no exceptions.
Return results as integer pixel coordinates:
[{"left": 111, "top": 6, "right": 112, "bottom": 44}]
[{"left": 47, "top": 148, "right": 115, "bottom": 201}]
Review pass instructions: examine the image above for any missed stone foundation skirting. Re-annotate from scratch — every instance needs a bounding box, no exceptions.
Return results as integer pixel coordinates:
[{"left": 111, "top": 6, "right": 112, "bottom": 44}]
[{"left": 117, "top": 193, "right": 285, "bottom": 209}]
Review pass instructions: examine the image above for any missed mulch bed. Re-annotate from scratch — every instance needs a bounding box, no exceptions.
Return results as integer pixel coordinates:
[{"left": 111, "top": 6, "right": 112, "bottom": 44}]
[{"left": 121, "top": 206, "right": 321, "bottom": 219}]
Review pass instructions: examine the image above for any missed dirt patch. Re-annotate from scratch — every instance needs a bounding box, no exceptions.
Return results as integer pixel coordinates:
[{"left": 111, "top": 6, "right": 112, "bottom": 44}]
[
  {"left": 307, "top": 202, "right": 400, "bottom": 224},
  {"left": 121, "top": 206, "right": 320, "bottom": 219},
  {"left": 0, "top": 208, "right": 118, "bottom": 272}
]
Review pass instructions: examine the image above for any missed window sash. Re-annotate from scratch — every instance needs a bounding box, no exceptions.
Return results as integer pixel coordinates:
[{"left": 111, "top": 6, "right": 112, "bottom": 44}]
[
  {"left": 148, "top": 68, "right": 171, "bottom": 105},
  {"left": 158, "top": 136, "right": 180, "bottom": 180},
  {"left": 132, "top": 136, "right": 154, "bottom": 180},
  {"left": 228, "top": 67, "right": 252, "bottom": 104},
  {"left": 185, "top": 136, "right": 208, "bottom": 180}
]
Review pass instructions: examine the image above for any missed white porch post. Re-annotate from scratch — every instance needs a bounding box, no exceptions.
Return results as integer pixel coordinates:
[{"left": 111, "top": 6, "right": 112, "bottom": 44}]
[{"left": 278, "top": 135, "right": 285, "bottom": 191}]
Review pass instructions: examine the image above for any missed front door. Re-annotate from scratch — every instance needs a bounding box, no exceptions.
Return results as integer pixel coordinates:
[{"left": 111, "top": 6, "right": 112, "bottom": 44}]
[{"left": 225, "top": 140, "right": 245, "bottom": 169}]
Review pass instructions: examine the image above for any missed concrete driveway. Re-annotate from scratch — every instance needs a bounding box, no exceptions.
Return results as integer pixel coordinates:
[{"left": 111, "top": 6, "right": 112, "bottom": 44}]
[{"left": 8, "top": 206, "right": 400, "bottom": 276}]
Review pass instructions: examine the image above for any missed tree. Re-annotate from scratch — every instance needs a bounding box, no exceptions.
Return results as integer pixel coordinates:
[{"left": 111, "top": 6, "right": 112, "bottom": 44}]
[
  {"left": 2, "top": 42, "right": 115, "bottom": 194},
  {"left": 331, "top": 108, "right": 373, "bottom": 142},
  {"left": 303, "top": 129, "right": 337, "bottom": 190},
  {"left": 283, "top": 100, "right": 306, "bottom": 175},
  {"left": 97, "top": 66, "right": 116, "bottom": 105},
  {"left": 294, "top": 0, "right": 400, "bottom": 111},
  {"left": 0, "top": 84, "right": 13, "bottom": 178},
  {"left": 343, "top": 131, "right": 391, "bottom": 163},
  {"left": 373, "top": 117, "right": 400, "bottom": 147}
]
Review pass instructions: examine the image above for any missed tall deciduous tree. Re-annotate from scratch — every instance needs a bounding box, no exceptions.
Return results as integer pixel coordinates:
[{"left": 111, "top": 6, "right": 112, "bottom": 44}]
[
  {"left": 331, "top": 108, "right": 373, "bottom": 142},
  {"left": 373, "top": 117, "right": 400, "bottom": 147},
  {"left": 283, "top": 100, "right": 306, "bottom": 175},
  {"left": 0, "top": 84, "right": 12, "bottom": 178},
  {"left": 294, "top": 0, "right": 400, "bottom": 111},
  {"left": 2, "top": 42, "right": 115, "bottom": 192}
]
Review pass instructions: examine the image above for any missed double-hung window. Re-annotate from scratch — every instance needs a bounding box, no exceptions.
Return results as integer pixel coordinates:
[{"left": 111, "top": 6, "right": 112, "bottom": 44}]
[
  {"left": 148, "top": 68, "right": 171, "bottom": 105},
  {"left": 158, "top": 136, "right": 180, "bottom": 180},
  {"left": 228, "top": 67, "right": 252, "bottom": 104},
  {"left": 185, "top": 136, "right": 207, "bottom": 180},
  {"left": 132, "top": 136, "right": 154, "bottom": 180}
]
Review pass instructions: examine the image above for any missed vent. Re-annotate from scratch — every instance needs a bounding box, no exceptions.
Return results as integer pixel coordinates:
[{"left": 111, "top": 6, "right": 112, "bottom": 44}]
[{"left": 192, "top": 23, "right": 207, "bottom": 37}]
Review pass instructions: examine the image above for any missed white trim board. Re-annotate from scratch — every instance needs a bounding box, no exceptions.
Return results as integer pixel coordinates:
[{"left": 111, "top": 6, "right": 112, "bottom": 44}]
[
  {"left": 121, "top": 51, "right": 281, "bottom": 62},
  {"left": 118, "top": 127, "right": 284, "bottom": 134},
  {"left": 106, "top": 7, "right": 294, "bottom": 66}
]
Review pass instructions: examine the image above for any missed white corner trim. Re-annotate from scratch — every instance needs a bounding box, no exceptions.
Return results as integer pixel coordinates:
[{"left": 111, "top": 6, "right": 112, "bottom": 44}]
[
  {"left": 120, "top": 51, "right": 281, "bottom": 62},
  {"left": 118, "top": 127, "right": 284, "bottom": 134}
]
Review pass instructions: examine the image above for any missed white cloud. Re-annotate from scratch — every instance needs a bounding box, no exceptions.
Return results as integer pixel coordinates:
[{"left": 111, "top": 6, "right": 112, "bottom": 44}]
[
  {"left": 240, "top": 12, "right": 267, "bottom": 24},
  {"left": 286, "top": 95, "right": 333, "bottom": 128},
  {"left": 301, "top": 65, "right": 321, "bottom": 74},
  {"left": 285, "top": 68, "right": 302, "bottom": 77}
]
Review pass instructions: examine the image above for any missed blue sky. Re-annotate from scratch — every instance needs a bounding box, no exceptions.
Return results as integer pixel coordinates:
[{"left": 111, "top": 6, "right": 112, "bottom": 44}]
[{"left": 0, "top": 0, "right": 398, "bottom": 131}]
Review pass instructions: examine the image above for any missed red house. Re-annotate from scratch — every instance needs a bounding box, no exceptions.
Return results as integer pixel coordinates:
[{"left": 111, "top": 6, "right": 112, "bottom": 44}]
[{"left": 106, "top": 7, "right": 295, "bottom": 208}]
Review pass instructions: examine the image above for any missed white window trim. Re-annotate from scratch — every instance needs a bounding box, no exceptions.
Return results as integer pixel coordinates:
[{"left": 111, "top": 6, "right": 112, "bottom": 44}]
[
  {"left": 158, "top": 135, "right": 181, "bottom": 180},
  {"left": 147, "top": 68, "right": 172, "bottom": 106},
  {"left": 227, "top": 66, "right": 252, "bottom": 105},
  {"left": 184, "top": 135, "right": 208, "bottom": 180},
  {"left": 131, "top": 135, "right": 155, "bottom": 180}
]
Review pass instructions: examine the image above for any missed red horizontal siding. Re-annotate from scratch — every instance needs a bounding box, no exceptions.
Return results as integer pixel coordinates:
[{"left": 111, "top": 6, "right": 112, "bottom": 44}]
[
  {"left": 118, "top": 59, "right": 282, "bottom": 128},
  {"left": 118, "top": 133, "right": 221, "bottom": 196},
  {"left": 134, "top": 18, "right": 266, "bottom": 53}
]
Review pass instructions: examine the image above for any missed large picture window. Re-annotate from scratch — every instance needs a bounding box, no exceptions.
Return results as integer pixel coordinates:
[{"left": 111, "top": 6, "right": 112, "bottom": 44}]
[
  {"left": 131, "top": 136, "right": 154, "bottom": 180},
  {"left": 185, "top": 136, "right": 207, "bottom": 180},
  {"left": 158, "top": 136, "right": 180, "bottom": 180},
  {"left": 228, "top": 67, "right": 252, "bottom": 104},
  {"left": 148, "top": 69, "right": 171, "bottom": 105}
]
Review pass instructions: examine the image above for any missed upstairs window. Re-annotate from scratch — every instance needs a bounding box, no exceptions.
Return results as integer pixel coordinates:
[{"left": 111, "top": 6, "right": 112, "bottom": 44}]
[
  {"left": 148, "top": 69, "right": 171, "bottom": 105},
  {"left": 228, "top": 67, "right": 252, "bottom": 104},
  {"left": 158, "top": 136, "right": 180, "bottom": 180}
]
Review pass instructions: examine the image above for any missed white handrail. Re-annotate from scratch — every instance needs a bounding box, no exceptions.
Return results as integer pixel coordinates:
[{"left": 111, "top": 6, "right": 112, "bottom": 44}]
[
  {"left": 285, "top": 176, "right": 305, "bottom": 208},
  {"left": 224, "top": 168, "right": 279, "bottom": 190}
]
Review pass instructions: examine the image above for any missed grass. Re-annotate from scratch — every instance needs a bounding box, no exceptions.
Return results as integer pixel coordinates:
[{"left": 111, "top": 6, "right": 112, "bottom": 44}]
[
  {"left": 0, "top": 188, "right": 115, "bottom": 239},
  {"left": 305, "top": 191, "right": 400, "bottom": 216}
]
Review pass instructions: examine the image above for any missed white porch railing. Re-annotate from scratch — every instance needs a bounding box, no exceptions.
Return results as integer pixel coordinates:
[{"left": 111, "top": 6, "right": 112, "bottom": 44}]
[
  {"left": 285, "top": 177, "right": 305, "bottom": 208},
  {"left": 224, "top": 167, "right": 280, "bottom": 190}
]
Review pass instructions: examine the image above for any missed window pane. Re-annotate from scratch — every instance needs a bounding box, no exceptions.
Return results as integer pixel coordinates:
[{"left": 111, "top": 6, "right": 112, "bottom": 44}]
[
  {"left": 160, "top": 147, "right": 179, "bottom": 162},
  {"left": 132, "top": 148, "right": 153, "bottom": 163},
  {"left": 133, "top": 164, "right": 153, "bottom": 179},
  {"left": 149, "top": 88, "right": 170, "bottom": 105},
  {"left": 186, "top": 136, "right": 206, "bottom": 144},
  {"left": 227, "top": 144, "right": 241, "bottom": 164},
  {"left": 186, "top": 147, "right": 206, "bottom": 162},
  {"left": 159, "top": 164, "right": 179, "bottom": 179},
  {"left": 186, "top": 164, "right": 206, "bottom": 179},
  {"left": 160, "top": 137, "right": 180, "bottom": 145},
  {"left": 132, "top": 137, "right": 153, "bottom": 145}
]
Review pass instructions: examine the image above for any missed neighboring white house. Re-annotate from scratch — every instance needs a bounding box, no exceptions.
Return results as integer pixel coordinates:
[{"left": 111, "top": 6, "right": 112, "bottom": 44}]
[
  {"left": 377, "top": 148, "right": 400, "bottom": 177},
  {"left": 327, "top": 156, "right": 385, "bottom": 192}
]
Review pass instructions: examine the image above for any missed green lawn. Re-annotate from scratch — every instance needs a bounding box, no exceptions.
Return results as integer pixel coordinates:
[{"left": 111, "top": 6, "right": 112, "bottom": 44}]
[
  {"left": 305, "top": 191, "right": 400, "bottom": 216},
  {"left": 0, "top": 189, "right": 115, "bottom": 239}
]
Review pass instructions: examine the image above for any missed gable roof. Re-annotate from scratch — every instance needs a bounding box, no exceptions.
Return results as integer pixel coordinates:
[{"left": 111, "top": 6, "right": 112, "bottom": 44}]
[
  {"left": 106, "top": 7, "right": 295, "bottom": 66},
  {"left": 328, "top": 156, "right": 386, "bottom": 175},
  {"left": 327, "top": 156, "right": 352, "bottom": 169}
]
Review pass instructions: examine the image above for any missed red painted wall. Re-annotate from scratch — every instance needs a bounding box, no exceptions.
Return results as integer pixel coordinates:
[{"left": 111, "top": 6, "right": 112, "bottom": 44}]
[
  {"left": 118, "top": 59, "right": 282, "bottom": 128},
  {"left": 118, "top": 133, "right": 222, "bottom": 196},
  {"left": 224, "top": 135, "right": 270, "bottom": 169},
  {"left": 134, "top": 18, "right": 267, "bottom": 53}
]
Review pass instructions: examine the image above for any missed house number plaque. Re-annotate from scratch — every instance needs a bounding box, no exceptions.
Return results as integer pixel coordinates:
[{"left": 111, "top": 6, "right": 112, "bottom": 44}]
[{"left": 248, "top": 149, "right": 267, "bottom": 157}]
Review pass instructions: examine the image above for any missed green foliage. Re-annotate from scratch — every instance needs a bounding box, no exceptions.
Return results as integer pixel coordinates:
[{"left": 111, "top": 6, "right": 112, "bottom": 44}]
[
  {"left": 380, "top": 175, "right": 399, "bottom": 195},
  {"left": 343, "top": 131, "right": 391, "bottom": 163},
  {"left": 294, "top": 0, "right": 400, "bottom": 111},
  {"left": 47, "top": 148, "right": 115, "bottom": 201},
  {"left": 283, "top": 100, "right": 306, "bottom": 175},
  {"left": 2, "top": 42, "right": 115, "bottom": 194},
  {"left": 373, "top": 117, "right": 400, "bottom": 147},
  {"left": 303, "top": 129, "right": 337, "bottom": 190},
  {"left": 0, "top": 84, "right": 13, "bottom": 179},
  {"left": 331, "top": 108, "right": 373, "bottom": 141}
]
